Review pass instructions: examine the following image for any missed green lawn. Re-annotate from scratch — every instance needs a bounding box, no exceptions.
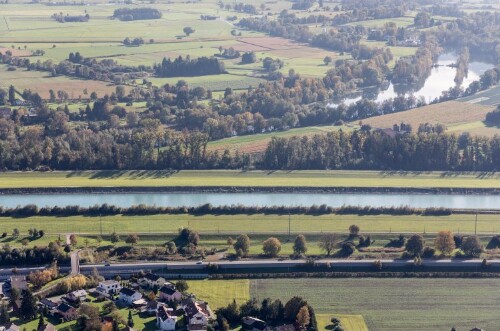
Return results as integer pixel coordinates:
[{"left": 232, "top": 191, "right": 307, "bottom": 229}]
[
  {"left": 249, "top": 278, "right": 500, "bottom": 331},
  {"left": 2, "top": 170, "right": 500, "bottom": 189},
  {"left": 187, "top": 279, "right": 250, "bottom": 309}
]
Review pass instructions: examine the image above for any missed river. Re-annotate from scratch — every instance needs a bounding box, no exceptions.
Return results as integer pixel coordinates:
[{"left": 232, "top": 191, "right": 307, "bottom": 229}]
[
  {"left": 332, "top": 53, "right": 493, "bottom": 106},
  {"left": 0, "top": 192, "right": 499, "bottom": 209}
]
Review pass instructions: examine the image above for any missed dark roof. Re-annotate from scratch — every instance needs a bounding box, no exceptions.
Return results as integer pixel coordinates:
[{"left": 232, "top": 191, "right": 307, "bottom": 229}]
[
  {"left": 157, "top": 305, "right": 175, "bottom": 321},
  {"left": 57, "top": 302, "right": 74, "bottom": 313},
  {"left": 40, "top": 298, "right": 58, "bottom": 308},
  {"left": 159, "top": 286, "right": 177, "bottom": 295},
  {"left": 119, "top": 288, "right": 137, "bottom": 296},
  {"left": 243, "top": 317, "right": 267, "bottom": 331},
  {"left": 147, "top": 300, "right": 159, "bottom": 309},
  {"left": 144, "top": 273, "right": 162, "bottom": 281}
]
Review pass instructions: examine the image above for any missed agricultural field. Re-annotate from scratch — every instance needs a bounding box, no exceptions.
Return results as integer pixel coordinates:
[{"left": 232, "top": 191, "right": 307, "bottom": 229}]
[
  {"left": 316, "top": 314, "right": 369, "bottom": 331},
  {"left": 249, "top": 278, "right": 500, "bottom": 330},
  {"left": 2, "top": 170, "right": 500, "bottom": 189},
  {"left": 0, "top": 0, "right": 420, "bottom": 98},
  {"left": 0, "top": 212, "right": 499, "bottom": 242},
  {"left": 0, "top": 64, "right": 122, "bottom": 99},
  {"left": 359, "top": 100, "right": 500, "bottom": 137},
  {"left": 207, "top": 125, "right": 353, "bottom": 154},
  {"left": 187, "top": 279, "right": 250, "bottom": 308}
]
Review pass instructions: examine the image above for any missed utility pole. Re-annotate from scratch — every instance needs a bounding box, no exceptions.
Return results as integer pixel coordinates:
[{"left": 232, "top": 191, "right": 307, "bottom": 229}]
[
  {"left": 288, "top": 213, "right": 291, "bottom": 241},
  {"left": 475, "top": 210, "right": 478, "bottom": 235},
  {"left": 100, "top": 213, "right": 102, "bottom": 236}
]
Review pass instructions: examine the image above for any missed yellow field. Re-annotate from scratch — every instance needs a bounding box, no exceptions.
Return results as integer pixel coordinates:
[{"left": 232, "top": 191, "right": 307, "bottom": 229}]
[{"left": 317, "top": 314, "right": 369, "bottom": 331}]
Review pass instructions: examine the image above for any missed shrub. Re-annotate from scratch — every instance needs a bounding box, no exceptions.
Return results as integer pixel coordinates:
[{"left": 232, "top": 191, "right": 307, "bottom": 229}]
[
  {"left": 422, "top": 246, "right": 435, "bottom": 258},
  {"left": 340, "top": 242, "right": 355, "bottom": 257},
  {"left": 486, "top": 235, "right": 500, "bottom": 249}
]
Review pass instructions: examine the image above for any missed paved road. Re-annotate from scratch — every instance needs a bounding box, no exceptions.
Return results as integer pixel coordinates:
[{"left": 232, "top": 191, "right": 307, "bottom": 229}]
[
  {"left": 1, "top": 259, "right": 498, "bottom": 279},
  {"left": 79, "top": 258, "right": 500, "bottom": 274}
]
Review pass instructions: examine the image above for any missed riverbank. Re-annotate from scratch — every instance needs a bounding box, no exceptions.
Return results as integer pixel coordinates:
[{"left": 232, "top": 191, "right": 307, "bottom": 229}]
[
  {"left": 2, "top": 186, "right": 500, "bottom": 195},
  {"left": 1, "top": 170, "right": 500, "bottom": 192}
]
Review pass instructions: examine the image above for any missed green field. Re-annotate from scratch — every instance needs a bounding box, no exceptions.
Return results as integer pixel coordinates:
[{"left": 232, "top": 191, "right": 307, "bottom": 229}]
[
  {"left": 188, "top": 279, "right": 250, "bottom": 309},
  {"left": 249, "top": 278, "right": 500, "bottom": 331},
  {"left": 0, "top": 214, "right": 500, "bottom": 255},
  {"left": 208, "top": 125, "right": 353, "bottom": 154},
  {"left": 2, "top": 170, "right": 500, "bottom": 189}
]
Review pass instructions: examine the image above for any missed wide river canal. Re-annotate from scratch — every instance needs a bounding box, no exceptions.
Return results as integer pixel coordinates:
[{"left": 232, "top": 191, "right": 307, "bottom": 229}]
[{"left": 0, "top": 192, "right": 498, "bottom": 209}]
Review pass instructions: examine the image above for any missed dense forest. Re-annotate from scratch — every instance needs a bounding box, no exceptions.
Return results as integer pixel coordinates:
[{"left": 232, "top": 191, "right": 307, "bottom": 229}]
[{"left": 154, "top": 56, "right": 226, "bottom": 78}]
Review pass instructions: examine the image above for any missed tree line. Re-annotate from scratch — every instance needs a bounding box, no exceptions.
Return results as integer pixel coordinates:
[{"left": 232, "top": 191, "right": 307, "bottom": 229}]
[
  {"left": 260, "top": 129, "right": 500, "bottom": 171},
  {"left": 0, "top": 203, "right": 452, "bottom": 218},
  {"left": 154, "top": 56, "right": 226, "bottom": 78},
  {"left": 112, "top": 7, "right": 162, "bottom": 21}
]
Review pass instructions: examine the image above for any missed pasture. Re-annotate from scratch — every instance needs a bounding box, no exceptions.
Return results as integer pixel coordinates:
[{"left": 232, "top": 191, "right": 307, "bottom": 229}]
[
  {"left": 0, "top": 212, "right": 499, "bottom": 239},
  {"left": 207, "top": 125, "right": 352, "bottom": 154},
  {"left": 2, "top": 170, "right": 500, "bottom": 189},
  {"left": 249, "top": 278, "right": 500, "bottom": 330},
  {"left": 187, "top": 279, "right": 250, "bottom": 308},
  {"left": 0, "top": 65, "right": 122, "bottom": 99}
]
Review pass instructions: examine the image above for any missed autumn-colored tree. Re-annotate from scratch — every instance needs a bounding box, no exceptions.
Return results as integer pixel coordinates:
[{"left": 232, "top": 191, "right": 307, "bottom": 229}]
[
  {"left": 296, "top": 305, "right": 310, "bottom": 328},
  {"left": 435, "top": 231, "right": 455, "bottom": 255},
  {"left": 293, "top": 235, "right": 307, "bottom": 255},
  {"left": 69, "top": 234, "right": 78, "bottom": 247},
  {"left": 262, "top": 237, "right": 282, "bottom": 257}
]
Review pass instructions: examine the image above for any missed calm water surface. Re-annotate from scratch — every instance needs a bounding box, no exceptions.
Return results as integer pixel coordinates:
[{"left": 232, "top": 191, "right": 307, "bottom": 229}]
[{"left": 0, "top": 192, "right": 498, "bottom": 209}]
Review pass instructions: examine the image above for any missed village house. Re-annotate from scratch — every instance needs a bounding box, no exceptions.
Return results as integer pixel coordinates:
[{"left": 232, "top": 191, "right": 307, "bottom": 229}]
[
  {"left": 9, "top": 276, "right": 27, "bottom": 291},
  {"left": 96, "top": 280, "right": 122, "bottom": 297},
  {"left": 66, "top": 289, "right": 88, "bottom": 303},
  {"left": 0, "top": 323, "right": 19, "bottom": 331},
  {"left": 118, "top": 288, "right": 142, "bottom": 305},
  {"left": 39, "top": 298, "right": 58, "bottom": 315},
  {"left": 145, "top": 300, "right": 162, "bottom": 315},
  {"left": 56, "top": 302, "right": 78, "bottom": 321},
  {"left": 38, "top": 323, "right": 56, "bottom": 331},
  {"left": 138, "top": 273, "right": 168, "bottom": 288},
  {"left": 156, "top": 305, "right": 178, "bottom": 331},
  {"left": 159, "top": 285, "right": 182, "bottom": 302},
  {"left": 242, "top": 317, "right": 270, "bottom": 331},
  {"left": 181, "top": 298, "right": 214, "bottom": 331}
]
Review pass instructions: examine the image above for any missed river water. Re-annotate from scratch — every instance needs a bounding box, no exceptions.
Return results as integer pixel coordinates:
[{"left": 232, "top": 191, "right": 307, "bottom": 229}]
[
  {"left": 333, "top": 53, "right": 493, "bottom": 106},
  {"left": 0, "top": 192, "right": 499, "bottom": 209}
]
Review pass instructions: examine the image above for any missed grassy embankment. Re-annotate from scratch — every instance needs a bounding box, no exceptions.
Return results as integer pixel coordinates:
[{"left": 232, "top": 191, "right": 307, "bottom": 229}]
[{"left": 1, "top": 170, "right": 500, "bottom": 188}]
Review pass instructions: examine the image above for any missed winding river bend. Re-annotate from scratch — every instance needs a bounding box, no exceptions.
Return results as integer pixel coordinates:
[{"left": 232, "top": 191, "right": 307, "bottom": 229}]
[
  {"left": 332, "top": 53, "right": 493, "bottom": 106},
  {"left": 0, "top": 192, "right": 499, "bottom": 209}
]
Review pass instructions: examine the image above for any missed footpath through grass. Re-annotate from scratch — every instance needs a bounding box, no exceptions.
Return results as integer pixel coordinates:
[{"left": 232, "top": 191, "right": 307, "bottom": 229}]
[
  {"left": 249, "top": 278, "right": 500, "bottom": 331},
  {"left": 1, "top": 170, "right": 500, "bottom": 189}
]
